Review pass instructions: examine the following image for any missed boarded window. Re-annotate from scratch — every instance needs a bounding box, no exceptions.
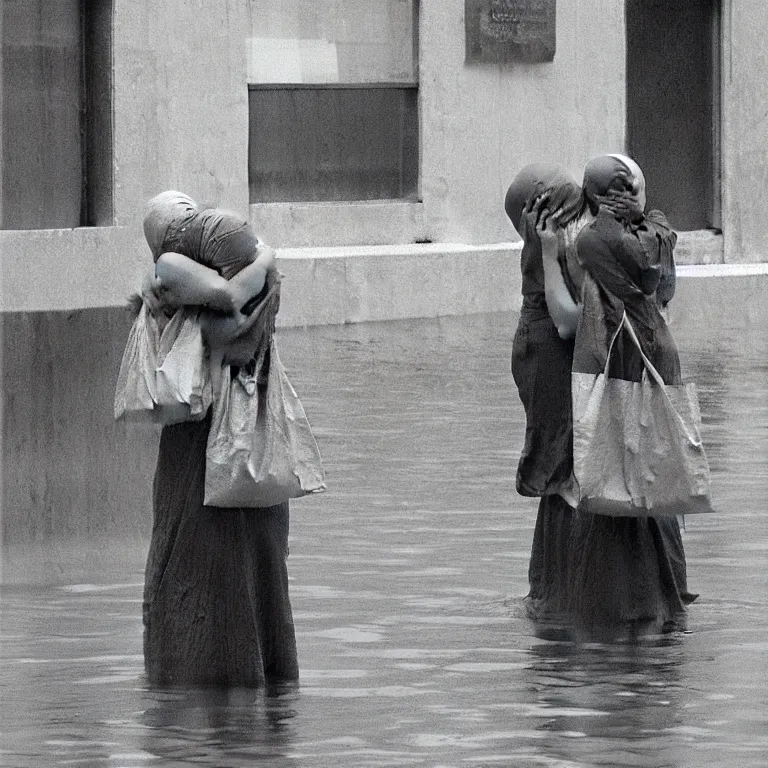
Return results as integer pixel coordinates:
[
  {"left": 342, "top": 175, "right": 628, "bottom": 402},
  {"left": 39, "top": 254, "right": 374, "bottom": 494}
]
[
  {"left": 1, "top": 0, "right": 112, "bottom": 230},
  {"left": 247, "top": 0, "right": 418, "bottom": 203}
]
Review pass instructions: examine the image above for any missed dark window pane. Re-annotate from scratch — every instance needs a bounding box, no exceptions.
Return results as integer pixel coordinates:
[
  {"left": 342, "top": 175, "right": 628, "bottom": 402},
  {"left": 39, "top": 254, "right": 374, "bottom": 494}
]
[
  {"left": 626, "top": 0, "right": 719, "bottom": 230},
  {"left": 2, "top": 0, "right": 82, "bottom": 229},
  {"left": 1, "top": 0, "right": 112, "bottom": 230},
  {"left": 248, "top": 86, "right": 419, "bottom": 203},
  {"left": 83, "top": 0, "right": 114, "bottom": 227}
]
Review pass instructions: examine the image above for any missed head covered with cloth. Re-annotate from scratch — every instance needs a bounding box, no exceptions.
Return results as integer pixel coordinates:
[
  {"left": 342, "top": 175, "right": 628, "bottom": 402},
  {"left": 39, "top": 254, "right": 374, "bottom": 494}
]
[
  {"left": 504, "top": 163, "right": 583, "bottom": 311},
  {"left": 579, "top": 152, "right": 676, "bottom": 307},
  {"left": 179, "top": 208, "right": 280, "bottom": 372},
  {"left": 140, "top": 196, "right": 278, "bottom": 361},
  {"left": 504, "top": 162, "right": 582, "bottom": 236},
  {"left": 580, "top": 153, "right": 646, "bottom": 219},
  {"left": 143, "top": 190, "right": 200, "bottom": 260},
  {"left": 178, "top": 208, "right": 262, "bottom": 280}
]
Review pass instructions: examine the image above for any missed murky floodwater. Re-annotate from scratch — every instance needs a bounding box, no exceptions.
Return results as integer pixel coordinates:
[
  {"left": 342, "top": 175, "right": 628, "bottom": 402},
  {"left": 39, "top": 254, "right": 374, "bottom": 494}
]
[{"left": 2, "top": 302, "right": 767, "bottom": 767}]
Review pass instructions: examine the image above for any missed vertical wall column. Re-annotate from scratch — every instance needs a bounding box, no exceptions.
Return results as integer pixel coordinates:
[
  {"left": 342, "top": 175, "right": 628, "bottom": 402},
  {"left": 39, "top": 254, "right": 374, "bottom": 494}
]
[{"left": 720, "top": 0, "right": 768, "bottom": 263}]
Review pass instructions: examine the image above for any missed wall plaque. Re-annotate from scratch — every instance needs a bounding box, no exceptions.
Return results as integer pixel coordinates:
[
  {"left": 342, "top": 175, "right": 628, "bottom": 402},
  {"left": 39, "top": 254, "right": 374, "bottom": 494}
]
[{"left": 466, "top": 0, "right": 556, "bottom": 64}]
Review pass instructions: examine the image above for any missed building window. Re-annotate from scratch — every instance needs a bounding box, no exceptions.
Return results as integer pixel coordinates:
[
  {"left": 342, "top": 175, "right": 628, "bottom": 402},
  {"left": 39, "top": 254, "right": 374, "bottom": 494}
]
[
  {"left": 247, "top": 0, "right": 419, "bottom": 204},
  {"left": 1, "top": 0, "right": 113, "bottom": 230},
  {"left": 626, "top": 0, "right": 720, "bottom": 231}
]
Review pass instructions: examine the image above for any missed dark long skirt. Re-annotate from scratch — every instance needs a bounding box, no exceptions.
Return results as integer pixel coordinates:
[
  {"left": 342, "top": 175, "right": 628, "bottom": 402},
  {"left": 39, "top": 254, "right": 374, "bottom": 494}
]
[
  {"left": 143, "top": 413, "right": 298, "bottom": 687},
  {"left": 511, "top": 310, "right": 575, "bottom": 497},
  {"left": 525, "top": 494, "right": 576, "bottom": 626},
  {"left": 526, "top": 494, "right": 697, "bottom": 639}
]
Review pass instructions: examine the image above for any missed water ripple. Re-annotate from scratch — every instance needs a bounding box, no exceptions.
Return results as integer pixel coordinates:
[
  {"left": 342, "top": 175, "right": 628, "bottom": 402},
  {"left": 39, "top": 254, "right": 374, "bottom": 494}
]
[{"left": 3, "top": 309, "right": 767, "bottom": 768}]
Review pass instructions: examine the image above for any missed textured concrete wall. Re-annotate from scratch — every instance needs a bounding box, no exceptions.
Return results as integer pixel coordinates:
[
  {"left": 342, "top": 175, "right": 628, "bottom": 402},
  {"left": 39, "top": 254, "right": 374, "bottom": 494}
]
[
  {"left": 0, "top": 0, "right": 630, "bottom": 313},
  {"left": 3, "top": 0, "right": 761, "bottom": 318},
  {"left": 111, "top": 0, "right": 250, "bottom": 222},
  {"left": 251, "top": 0, "right": 627, "bottom": 248},
  {"left": 250, "top": 201, "right": 428, "bottom": 248},
  {"left": 419, "top": 0, "right": 626, "bottom": 245},
  {"left": 720, "top": 0, "right": 768, "bottom": 263},
  {"left": 0, "top": 227, "right": 147, "bottom": 313},
  {"left": 1, "top": 308, "right": 158, "bottom": 552}
]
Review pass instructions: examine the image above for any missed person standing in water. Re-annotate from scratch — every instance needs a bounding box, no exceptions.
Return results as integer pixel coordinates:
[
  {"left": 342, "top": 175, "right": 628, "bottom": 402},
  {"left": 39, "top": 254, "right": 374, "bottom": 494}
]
[
  {"left": 505, "top": 164, "right": 583, "bottom": 626},
  {"left": 506, "top": 157, "right": 696, "bottom": 638},
  {"left": 565, "top": 155, "right": 697, "bottom": 635},
  {"left": 139, "top": 192, "right": 299, "bottom": 686}
]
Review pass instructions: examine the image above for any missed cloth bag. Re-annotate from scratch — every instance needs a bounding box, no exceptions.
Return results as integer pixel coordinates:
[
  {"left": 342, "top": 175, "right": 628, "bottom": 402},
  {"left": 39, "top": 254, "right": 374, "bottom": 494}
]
[
  {"left": 114, "top": 303, "right": 212, "bottom": 424},
  {"left": 204, "top": 338, "right": 326, "bottom": 508},
  {"left": 572, "top": 312, "right": 714, "bottom": 517}
]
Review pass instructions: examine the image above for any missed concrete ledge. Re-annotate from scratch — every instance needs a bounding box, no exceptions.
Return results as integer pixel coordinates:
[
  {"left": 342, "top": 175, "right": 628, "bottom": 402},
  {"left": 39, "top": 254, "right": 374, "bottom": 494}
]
[
  {"left": 275, "top": 242, "right": 522, "bottom": 327},
  {"left": 676, "top": 262, "right": 768, "bottom": 277},
  {"left": 0, "top": 226, "right": 147, "bottom": 313},
  {"left": 250, "top": 200, "right": 427, "bottom": 248},
  {"left": 674, "top": 230, "right": 724, "bottom": 265},
  {"left": 671, "top": 264, "right": 768, "bottom": 331},
  {"left": 271, "top": 234, "right": 735, "bottom": 328},
  {"left": 0, "top": 227, "right": 754, "bottom": 325},
  {"left": 0, "top": 228, "right": 522, "bottom": 322}
]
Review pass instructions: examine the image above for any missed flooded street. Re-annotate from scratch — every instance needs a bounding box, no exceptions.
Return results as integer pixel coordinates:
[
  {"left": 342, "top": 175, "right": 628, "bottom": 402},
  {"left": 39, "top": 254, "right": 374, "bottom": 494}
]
[{"left": 2, "top": 303, "right": 767, "bottom": 768}]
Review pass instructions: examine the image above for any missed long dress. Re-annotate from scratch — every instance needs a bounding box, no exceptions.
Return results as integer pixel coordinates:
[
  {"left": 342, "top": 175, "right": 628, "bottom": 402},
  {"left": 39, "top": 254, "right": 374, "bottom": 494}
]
[
  {"left": 513, "top": 210, "right": 696, "bottom": 636},
  {"left": 511, "top": 214, "right": 579, "bottom": 624},
  {"left": 568, "top": 210, "right": 697, "bottom": 635},
  {"left": 143, "top": 412, "right": 298, "bottom": 687},
  {"left": 142, "top": 212, "right": 299, "bottom": 687}
]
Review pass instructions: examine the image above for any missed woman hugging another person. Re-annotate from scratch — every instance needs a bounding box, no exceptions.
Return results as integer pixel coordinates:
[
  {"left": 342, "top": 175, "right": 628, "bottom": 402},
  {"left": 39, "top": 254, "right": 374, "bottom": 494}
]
[
  {"left": 138, "top": 191, "right": 298, "bottom": 687},
  {"left": 506, "top": 156, "right": 697, "bottom": 640},
  {"left": 505, "top": 164, "right": 583, "bottom": 628}
]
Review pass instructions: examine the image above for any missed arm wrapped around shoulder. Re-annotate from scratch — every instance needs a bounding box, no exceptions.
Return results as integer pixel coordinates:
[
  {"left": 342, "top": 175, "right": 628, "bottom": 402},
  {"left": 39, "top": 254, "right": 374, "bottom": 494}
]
[{"left": 200, "top": 267, "right": 282, "bottom": 367}]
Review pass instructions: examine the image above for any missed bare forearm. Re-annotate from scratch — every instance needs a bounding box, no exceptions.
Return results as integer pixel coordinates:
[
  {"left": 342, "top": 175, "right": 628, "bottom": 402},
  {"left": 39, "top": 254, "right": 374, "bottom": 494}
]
[
  {"left": 541, "top": 242, "right": 581, "bottom": 339},
  {"left": 227, "top": 243, "right": 275, "bottom": 310},
  {"left": 155, "top": 252, "right": 235, "bottom": 311},
  {"left": 200, "top": 311, "right": 245, "bottom": 350}
]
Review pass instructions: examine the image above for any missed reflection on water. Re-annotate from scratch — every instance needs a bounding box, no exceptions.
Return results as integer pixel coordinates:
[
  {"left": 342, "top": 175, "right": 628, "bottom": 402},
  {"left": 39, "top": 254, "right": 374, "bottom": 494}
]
[{"left": 2, "top": 306, "right": 767, "bottom": 767}]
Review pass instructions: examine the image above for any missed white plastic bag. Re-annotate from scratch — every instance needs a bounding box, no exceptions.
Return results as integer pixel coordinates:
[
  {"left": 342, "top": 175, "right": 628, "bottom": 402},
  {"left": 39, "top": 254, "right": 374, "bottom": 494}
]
[
  {"left": 204, "top": 338, "right": 326, "bottom": 508},
  {"left": 572, "top": 312, "right": 714, "bottom": 517},
  {"left": 114, "top": 303, "right": 212, "bottom": 424}
]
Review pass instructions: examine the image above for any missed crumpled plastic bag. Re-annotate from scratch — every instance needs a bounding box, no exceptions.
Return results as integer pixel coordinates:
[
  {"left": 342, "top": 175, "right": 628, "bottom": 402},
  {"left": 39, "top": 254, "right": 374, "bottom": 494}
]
[
  {"left": 114, "top": 303, "right": 212, "bottom": 424},
  {"left": 572, "top": 313, "right": 714, "bottom": 517},
  {"left": 204, "top": 337, "right": 326, "bottom": 508}
]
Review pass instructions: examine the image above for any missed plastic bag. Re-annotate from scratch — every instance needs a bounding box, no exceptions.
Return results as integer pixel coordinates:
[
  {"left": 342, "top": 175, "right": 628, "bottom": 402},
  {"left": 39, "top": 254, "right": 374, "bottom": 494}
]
[
  {"left": 204, "top": 338, "right": 326, "bottom": 508},
  {"left": 572, "top": 312, "right": 714, "bottom": 517},
  {"left": 114, "top": 303, "right": 212, "bottom": 424}
]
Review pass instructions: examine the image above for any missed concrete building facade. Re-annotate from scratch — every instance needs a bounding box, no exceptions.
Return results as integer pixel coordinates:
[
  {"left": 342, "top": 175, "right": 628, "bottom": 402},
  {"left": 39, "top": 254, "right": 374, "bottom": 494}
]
[{"left": 1, "top": 0, "right": 767, "bottom": 578}]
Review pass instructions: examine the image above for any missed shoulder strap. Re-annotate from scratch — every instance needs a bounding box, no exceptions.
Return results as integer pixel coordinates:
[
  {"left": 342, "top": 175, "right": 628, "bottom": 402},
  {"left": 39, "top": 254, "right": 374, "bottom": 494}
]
[{"left": 620, "top": 312, "right": 667, "bottom": 388}]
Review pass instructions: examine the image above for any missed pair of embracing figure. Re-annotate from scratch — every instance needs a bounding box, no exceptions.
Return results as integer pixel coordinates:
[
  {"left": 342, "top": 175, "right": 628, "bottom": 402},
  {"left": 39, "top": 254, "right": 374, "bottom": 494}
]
[
  {"left": 138, "top": 155, "right": 693, "bottom": 687},
  {"left": 506, "top": 154, "right": 698, "bottom": 640}
]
